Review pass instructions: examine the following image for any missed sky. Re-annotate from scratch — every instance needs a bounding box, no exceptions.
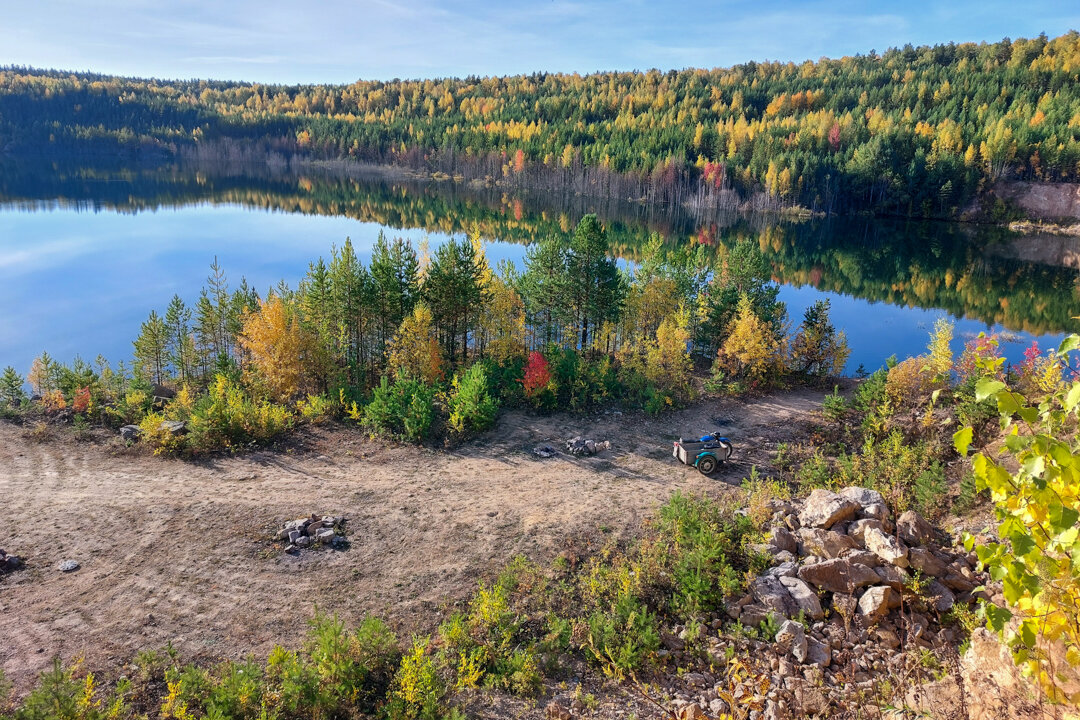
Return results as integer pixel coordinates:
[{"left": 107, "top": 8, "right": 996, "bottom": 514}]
[{"left": 1, "top": 1, "right": 1078, "bottom": 84}]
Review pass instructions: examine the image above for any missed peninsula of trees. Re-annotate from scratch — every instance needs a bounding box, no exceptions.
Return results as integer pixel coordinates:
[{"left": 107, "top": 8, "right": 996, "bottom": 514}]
[{"left": 2, "top": 33, "right": 1079, "bottom": 217}]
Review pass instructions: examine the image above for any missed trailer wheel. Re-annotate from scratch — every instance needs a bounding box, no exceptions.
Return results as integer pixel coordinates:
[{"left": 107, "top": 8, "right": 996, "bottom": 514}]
[{"left": 697, "top": 455, "right": 718, "bottom": 475}]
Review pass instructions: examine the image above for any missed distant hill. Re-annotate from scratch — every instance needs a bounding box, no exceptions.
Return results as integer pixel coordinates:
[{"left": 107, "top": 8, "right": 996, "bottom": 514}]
[{"left": 2, "top": 32, "right": 1079, "bottom": 218}]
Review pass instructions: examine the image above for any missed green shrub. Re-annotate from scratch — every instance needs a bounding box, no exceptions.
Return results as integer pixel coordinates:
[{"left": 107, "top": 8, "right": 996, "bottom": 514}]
[
  {"left": 386, "top": 639, "right": 451, "bottom": 720},
  {"left": 447, "top": 362, "right": 500, "bottom": 436},
  {"left": 657, "top": 492, "right": 760, "bottom": 620},
  {"left": 363, "top": 376, "right": 436, "bottom": 442},
  {"left": 584, "top": 594, "right": 660, "bottom": 679}
]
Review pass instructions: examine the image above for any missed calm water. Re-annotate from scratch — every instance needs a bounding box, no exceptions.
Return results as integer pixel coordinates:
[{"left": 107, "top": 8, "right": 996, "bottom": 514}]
[{"left": 1, "top": 160, "right": 1077, "bottom": 376}]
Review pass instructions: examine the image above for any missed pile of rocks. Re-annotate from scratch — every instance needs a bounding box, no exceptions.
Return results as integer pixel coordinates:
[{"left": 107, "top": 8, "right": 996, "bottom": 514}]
[
  {"left": 565, "top": 437, "right": 611, "bottom": 457},
  {"left": 275, "top": 514, "right": 346, "bottom": 553},
  {"left": 0, "top": 549, "right": 24, "bottom": 576},
  {"left": 662, "top": 486, "right": 986, "bottom": 719}
]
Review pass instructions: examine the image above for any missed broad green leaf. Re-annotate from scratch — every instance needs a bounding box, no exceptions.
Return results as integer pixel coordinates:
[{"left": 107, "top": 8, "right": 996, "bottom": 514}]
[
  {"left": 1050, "top": 502, "right": 1080, "bottom": 535},
  {"left": 1058, "top": 334, "right": 1080, "bottom": 356},
  {"left": 985, "top": 603, "right": 1012, "bottom": 633},
  {"left": 976, "top": 378, "right": 1007, "bottom": 402},
  {"left": 1067, "top": 382, "right": 1080, "bottom": 412},
  {"left": 997, "top": 391, "right": 1024, "bottom": 416},
  {"left": 953, "top": 426, "right": 973, "bottom": 456},
  {"left": 1009, "top": 532, "right": 1036, "bottom": 557}
]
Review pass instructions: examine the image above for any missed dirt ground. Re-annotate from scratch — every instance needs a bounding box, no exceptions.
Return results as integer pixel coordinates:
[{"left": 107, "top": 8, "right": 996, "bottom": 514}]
[{"left": 0, "top": 388, "right": 827, "bottom": 694}]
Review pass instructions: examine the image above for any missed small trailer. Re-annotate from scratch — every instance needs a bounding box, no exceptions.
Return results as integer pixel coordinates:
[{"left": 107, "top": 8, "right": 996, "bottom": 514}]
[{"left": 673, "top": 432, "right": 733, "bottom": 476}]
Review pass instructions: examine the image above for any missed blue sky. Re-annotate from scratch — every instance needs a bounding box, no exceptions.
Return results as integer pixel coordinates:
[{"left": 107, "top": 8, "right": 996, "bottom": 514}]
[{"left": 1, "top": 1, "right": 1078, "bottom": 84}]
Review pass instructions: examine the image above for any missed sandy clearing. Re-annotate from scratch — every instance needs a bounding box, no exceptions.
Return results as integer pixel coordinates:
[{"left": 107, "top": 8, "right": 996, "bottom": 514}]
[{"left": 0, "top": 388, "right": 826, "bottom": 692}]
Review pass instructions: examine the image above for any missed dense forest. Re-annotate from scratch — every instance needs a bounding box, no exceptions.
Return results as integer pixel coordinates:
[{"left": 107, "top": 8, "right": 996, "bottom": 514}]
[{"left": 2, "top": 33, "right": 1080, "bottom": 217}]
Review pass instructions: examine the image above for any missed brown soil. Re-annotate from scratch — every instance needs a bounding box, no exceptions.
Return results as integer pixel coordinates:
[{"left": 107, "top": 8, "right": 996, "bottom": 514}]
[{"left": 0, "top": 388, "right": 826, "bottom": 694}]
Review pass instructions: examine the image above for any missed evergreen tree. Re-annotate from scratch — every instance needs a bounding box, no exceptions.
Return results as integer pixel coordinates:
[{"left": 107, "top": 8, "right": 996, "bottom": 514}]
[
  {"left": 564, "top": 215, "right": 625, "bottom": 348},
  {"left": 164, "top": 295, "right": 194, "bottom": 384},
  {"left": 0, "top": 366, "right": 26, "bottom": 406},
  {"left": 134, "top": 310, "right": 170, "bottom": 386},
  {"left": 423, "top": 236, "right": 487, "bottom": 364},
  {"left": 518, "top": 235, "right": 569, "bottom": 347},
  {"left": 370, "top": 232, "right": 420, "bottom": 360}
]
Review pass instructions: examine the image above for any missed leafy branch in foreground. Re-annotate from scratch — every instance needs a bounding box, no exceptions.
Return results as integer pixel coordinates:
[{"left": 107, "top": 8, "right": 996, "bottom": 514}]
[{"left": 955, "top": 333, "right": 1080, "bottom": 705}]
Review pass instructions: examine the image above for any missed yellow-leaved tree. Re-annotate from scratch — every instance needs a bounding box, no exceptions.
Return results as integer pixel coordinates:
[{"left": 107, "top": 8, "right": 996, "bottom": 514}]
[
  {"left": 238, "top": 295, "right": 314, "bottom": 402},
  {"left": 386, "top": 302, "right": 444, "bottom": 383},
  {"left": 716, "top": 294, "right": 783, "bottom": 386},
  {"left": 644, "top": 306, "right": 694, "bottom": 403},
  {"left": 479, "top": 273, "right": 527, "bottom": 363}
]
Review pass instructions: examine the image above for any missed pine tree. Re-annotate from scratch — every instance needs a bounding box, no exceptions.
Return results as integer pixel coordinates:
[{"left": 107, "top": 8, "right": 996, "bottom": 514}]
[
  {"left": 164, "top": 295, "right": 194, "bottom": 384},
  {"left": 27, "top": 351, "right": 57, "bottom": 395},
  {"left": 0, "top": 366, "right": 26, "bottom": 406},
  {"left": 717, "top": 294, "right": 784, "bottom": 385},
  {"left": 370, "top": 232, "right": 420, "bottom": 360},
  {"left": 564, "top": 214, "right": 624, "bottom": 348},
  {"left": 134, "top": 310, "right": 170, "bottom": 386},
  {"left": 518, "top": 235, "right": 569, "bottom": 347},
  {"left": 423, "top": 236, "right": 487, "bottom": 364}
]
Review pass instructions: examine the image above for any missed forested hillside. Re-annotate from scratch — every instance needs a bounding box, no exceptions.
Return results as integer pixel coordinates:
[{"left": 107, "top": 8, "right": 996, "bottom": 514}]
[{"left": 2, "top": 32, "right": 1079, "bottom": 216}]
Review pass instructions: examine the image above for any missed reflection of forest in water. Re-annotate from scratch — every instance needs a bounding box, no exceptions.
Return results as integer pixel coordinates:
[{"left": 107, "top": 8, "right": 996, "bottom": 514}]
[{"left": 3, "top": 159, "right": 1078, "bottom": 336}]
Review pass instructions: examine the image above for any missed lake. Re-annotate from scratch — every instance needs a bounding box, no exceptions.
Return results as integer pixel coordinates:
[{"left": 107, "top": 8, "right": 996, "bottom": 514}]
[{"left": 1, "top": 159, "right": 1077, "bottom": 377}]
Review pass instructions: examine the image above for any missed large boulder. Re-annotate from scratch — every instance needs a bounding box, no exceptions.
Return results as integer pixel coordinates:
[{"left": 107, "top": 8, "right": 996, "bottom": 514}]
[
  {"left": 858, "top": 586, "right": 900, "bottom": 621},
  {"left": 775, "top": 619, "right": 807, "bottom": 661},
  {"left": 750, "top": 575, "right": 796, "bottom": 617},
  {"left": 838, "top": 486, "right": 885, "bottom": 509},
  {"left": 798, "top": 489, "right": 860, "bottom": 529},
  {"left": 864, "top": 527, "right": 909, "bottom": 567},
  {"left": 769, "top": 527, "right": 798, "bottom": 554},
  {"left": 908, "top": 547, "right": 948, "bottom": 577},
  {"left": 897, "top": 510, "right": 936, "bottom": 546},
  {"left": 796, "top": 527, "right": 857, "bottom": 559},
  {"left": 797, "top": 558, "right": 880, "bottom": 594},
  {"left": 779, "top": 576, "right": 824, "bottom": 620}
]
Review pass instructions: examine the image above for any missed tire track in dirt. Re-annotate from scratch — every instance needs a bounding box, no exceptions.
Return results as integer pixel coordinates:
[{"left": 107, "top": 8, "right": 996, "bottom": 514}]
[{"left": 0, "top": 387, "right": 826, "bottom": 693}]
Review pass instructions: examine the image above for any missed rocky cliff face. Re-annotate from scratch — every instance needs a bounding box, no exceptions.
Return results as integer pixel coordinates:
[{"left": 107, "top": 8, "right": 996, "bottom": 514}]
[{"left": 993, "top": 181, "right": 1080, "bottom": 223}]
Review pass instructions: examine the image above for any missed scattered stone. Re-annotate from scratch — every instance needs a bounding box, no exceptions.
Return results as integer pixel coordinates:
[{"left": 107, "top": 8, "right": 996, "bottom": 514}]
[
  {"left": 908, "top": 547, "right": 948, "bottom": 577},
  {"left": 838, "top": 486, "right": 885, "bottom": 509},
  {"left": 775, "top": 620, "right": 807, "bottom": 661},
  {"left": 796, "top": 527, "right": 856, "bottom": 559},
  {"left": 927, "top": 580, "right": 956, "bottom": 613},
  {"left": 750, "top": 575, "right": 796, "bottom": 617},
  {"left": 804, "top": 636, "right": 832, "bottom": 667},
  {"left": 274, "top": 514, "right": 345, "bottom": 552},
  {"left": 797, "top": 558, "right": 880, "bottom": 594},
  {"left": 896, "top": 511, "right": 935, "bottom": 546},
  {"left": 862, "top": 503, "right": 891, "bottom": 523},
  {"left": 847, "top": 518, "right": 885, "bottom": 546},
  {"left": 863, "top": 527, "right": 909, "bottom": 568},
  {"left": 858, "top": 586, "right": 899, "bottom": 621},
  {"left": 565, "top": 437, "right": 610, "bottom": 456},
  {"left": 545, "top": 701, "right": 572, "bottom": 720},
  {"left": 159, "top": 420, "right": 187, "bottom": 435},
  {"left": 779, "top": 576, "right": 824, "bottom": 620},
  {"left": 533, "top": 445, "right": 557, "bottom": 458},
  {"left": 769, "top": 527, "right": 798, "bottom": 554},
  {"left": 58, "top": 559, "right": 80, "bottom": 572},
  {"left": 119, "top": 425, "right": 142, "bottom": 441},
  {"left": 798, "top": 489, "right": 859, "bottom": 529}
]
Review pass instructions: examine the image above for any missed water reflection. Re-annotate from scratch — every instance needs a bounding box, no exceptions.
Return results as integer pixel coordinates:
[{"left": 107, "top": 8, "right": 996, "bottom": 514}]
[{"left": 0, "top": 159, "right": 1076, "bottom": 374}]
